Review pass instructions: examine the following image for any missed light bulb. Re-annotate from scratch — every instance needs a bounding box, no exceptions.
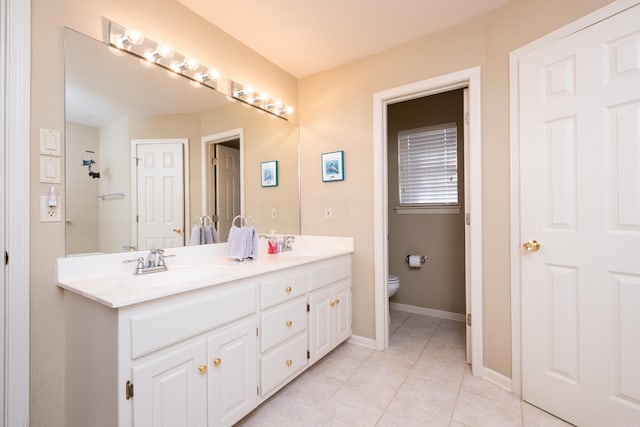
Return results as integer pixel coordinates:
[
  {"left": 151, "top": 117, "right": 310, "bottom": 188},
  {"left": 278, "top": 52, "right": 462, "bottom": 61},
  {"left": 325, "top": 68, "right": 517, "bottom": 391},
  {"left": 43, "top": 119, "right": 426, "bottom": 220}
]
[
  {"left": 157, "top": 43, "right": 173, "bottom": 59},
  {"left": 185, "top": 57, "right": 199, "bottom": 70},
  {"left": 124, "top": 28, "right": 144, "bottom": 45}
]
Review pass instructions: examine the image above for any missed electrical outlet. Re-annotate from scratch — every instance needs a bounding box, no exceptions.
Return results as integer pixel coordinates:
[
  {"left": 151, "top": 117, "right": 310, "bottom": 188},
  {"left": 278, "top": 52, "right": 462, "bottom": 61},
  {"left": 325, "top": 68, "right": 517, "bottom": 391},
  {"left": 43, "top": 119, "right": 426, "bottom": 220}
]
[
  {"left": 271, "top": 208, "right": 278, "bottom": 219},
  {"left": 324, "top": 207, "right": 332, "bottom": 220},
  {"left": 40, "top": 195, "right": 62, "bottom": 222}
]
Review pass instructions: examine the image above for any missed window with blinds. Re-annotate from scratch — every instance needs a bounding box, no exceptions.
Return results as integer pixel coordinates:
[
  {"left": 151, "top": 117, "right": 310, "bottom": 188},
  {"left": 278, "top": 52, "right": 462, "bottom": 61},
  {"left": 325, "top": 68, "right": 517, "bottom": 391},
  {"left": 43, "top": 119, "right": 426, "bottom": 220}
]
[{"left": 398, "top": 123, "right": 458, "bottom": 206}]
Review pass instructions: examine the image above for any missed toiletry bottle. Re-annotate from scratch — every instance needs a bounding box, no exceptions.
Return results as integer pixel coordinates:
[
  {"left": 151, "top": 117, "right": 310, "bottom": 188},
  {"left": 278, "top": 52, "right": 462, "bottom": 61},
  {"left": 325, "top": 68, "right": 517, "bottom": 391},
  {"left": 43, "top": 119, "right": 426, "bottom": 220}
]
[{"left": 267, "top": 230, "right": 278, "bottom": 254}]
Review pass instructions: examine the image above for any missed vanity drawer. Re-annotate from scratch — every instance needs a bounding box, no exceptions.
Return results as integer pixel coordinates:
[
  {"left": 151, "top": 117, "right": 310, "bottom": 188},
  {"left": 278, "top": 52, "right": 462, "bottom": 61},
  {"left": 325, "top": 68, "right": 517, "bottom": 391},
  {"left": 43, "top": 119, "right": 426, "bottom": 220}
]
[
  {"left": 260, "top": 332, "right": 308, "bottom": 397},
  {"left": 128, "top": 281, "right": 256, "bottom": 359},
  {"left": 309, "top": 257, "right": 351, "bottom": 291},
  {"left": 260, "top": 297, "right": 307, "bottom": 352},
  {"left": 259, "top": 271, "right": 308, "bottom": 309}
]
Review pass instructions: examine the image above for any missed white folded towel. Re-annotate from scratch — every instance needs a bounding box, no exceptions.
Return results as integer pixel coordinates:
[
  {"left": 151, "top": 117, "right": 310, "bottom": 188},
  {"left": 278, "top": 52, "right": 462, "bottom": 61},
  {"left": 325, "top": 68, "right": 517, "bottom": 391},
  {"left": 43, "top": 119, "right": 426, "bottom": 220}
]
[
  {"left": 227, "top": 226, "right": 257, "bottom": 260},
  {"left": 203, "top": 225, "right": 219, "bottom": 244},
  {"left": 189, "top": 224, "right": 204, "bottom": 245}
]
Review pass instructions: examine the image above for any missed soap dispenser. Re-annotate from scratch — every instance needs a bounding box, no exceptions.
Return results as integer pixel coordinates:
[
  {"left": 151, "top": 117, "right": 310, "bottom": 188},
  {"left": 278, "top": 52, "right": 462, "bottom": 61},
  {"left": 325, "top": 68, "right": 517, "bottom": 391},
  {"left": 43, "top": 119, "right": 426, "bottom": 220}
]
[{"left": 267, "top": 230, "right": 278, "bottom": 254}]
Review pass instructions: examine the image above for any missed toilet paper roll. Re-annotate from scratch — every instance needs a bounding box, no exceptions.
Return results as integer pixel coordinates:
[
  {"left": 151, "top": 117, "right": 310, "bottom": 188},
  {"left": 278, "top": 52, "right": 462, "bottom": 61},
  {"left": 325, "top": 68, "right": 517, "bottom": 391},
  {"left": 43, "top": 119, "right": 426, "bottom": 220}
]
[{"left": 408, "top": 255, "right": 422, "bottom": 268}]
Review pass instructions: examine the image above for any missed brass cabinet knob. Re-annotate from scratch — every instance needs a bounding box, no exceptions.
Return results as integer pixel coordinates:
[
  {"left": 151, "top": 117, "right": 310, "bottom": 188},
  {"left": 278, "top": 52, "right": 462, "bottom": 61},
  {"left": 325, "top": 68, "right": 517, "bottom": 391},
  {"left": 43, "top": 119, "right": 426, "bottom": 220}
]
[
  {"left": 286, "top": 320, "right": 293, "bottom": 328},
  {"left": 330, "top": 301, "right": 335, "bottom": 307},
  {"left": 285, "top": 286, "right": 292, "bottom": 293},
  {"left": 198, "top": 365, "right": 207, "bottom": 374},
  {"left": 213, "top": 358, "right": 222, "bottom": 367},
  {"left": 286, "top": 359, "right": 293, "bottom": 367},
  {"left": 335, "top": 298, "right": 340, "bottom": 305},
  {"left": 522, "top": 240, "right": 541, "bottom": 252}
]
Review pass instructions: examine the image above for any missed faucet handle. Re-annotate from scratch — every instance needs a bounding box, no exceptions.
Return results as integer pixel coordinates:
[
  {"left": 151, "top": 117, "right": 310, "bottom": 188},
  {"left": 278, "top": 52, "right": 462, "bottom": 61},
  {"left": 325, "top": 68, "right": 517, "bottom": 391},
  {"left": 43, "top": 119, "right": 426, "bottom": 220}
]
[
  {"left": 123, "top": 257, "right": 145, "bottom": 275},
  {"left": 156, "top": 249, "right": 175, "bottom": 267}
]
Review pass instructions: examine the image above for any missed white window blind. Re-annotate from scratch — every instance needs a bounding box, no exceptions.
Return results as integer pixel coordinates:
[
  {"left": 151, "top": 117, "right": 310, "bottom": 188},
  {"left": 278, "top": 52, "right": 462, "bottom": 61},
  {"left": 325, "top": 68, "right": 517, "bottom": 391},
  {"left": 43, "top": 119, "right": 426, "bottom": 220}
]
[{"left": 398, "top": 123, "right": 458, "bottom": 206}]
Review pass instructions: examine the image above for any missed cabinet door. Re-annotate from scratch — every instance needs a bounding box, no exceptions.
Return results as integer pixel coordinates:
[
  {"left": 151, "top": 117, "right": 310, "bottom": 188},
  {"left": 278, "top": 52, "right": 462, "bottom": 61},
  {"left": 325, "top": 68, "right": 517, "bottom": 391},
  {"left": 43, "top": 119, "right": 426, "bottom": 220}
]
[
  {"left": 333, "top": 281, "right": 352, "bottom": 345},
  {"left": 132, "top": 341, "right": 208, "bottom": 427},
  {"left": 207, "top": 317, "right": 257, "bottom": 427},
  {"left": 308, "top": 287, "right": 333, "bottom": 365}
]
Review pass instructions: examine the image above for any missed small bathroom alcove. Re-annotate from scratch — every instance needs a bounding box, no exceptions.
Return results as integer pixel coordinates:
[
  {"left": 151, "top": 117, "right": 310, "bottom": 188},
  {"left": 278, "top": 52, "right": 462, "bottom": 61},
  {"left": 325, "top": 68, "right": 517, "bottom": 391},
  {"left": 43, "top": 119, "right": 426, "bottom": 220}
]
[{"left": 386, "top": 89, "right": 468, "bottom": 354}]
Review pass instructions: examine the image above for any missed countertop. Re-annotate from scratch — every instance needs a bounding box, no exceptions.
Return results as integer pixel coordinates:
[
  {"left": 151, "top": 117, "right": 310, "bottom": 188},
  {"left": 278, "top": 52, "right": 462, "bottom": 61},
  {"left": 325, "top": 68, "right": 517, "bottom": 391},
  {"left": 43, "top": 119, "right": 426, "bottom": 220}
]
[{"left": 57, "top": 235, "right": 354, "bottom": 308}]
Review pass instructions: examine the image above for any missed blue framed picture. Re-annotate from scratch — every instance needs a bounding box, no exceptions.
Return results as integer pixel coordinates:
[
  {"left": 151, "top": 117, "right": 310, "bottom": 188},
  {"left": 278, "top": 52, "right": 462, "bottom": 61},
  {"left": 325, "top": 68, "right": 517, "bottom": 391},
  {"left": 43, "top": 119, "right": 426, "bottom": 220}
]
[
  {"left": 321, "top": 150, "right": 344, "bottom": 182},
  {"left": 261, "top": 160, "right": 278, "bottom": 187}
]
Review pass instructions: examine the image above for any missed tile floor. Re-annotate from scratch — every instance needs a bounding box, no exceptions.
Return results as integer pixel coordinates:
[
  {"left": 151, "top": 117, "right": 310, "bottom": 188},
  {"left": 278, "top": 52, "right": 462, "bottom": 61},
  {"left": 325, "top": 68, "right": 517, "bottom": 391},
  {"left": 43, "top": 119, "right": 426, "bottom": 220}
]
[{"left": 237, "top": 310, "right": 573, "bottom": 426}]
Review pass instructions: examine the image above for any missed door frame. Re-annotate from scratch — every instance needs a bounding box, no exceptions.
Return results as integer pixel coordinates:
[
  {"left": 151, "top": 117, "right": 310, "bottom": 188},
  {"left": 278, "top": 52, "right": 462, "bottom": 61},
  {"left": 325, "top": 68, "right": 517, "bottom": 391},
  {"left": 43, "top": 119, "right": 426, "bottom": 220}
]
[
  {"left": 130, "top": 138, "right": 189, "bottom": 249},
  {"left": 200, "top": 128, "right": 245, "bottom": 219},
  {"left": 1, "top": 0, "right": 30, "bottom": 423},
  {"left": 509, "top": 0, "right": 640, "bottom": 396},
  {"left": 373, "top": 66, "right": 484, "bottom": 377}
]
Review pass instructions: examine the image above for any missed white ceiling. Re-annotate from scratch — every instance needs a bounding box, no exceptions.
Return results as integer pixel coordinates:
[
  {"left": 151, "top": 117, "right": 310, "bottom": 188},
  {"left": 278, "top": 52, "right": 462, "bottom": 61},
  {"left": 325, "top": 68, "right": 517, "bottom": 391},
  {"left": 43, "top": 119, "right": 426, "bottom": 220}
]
[{"left": 177, "top": 0, "right": 510, "bottom": 78}]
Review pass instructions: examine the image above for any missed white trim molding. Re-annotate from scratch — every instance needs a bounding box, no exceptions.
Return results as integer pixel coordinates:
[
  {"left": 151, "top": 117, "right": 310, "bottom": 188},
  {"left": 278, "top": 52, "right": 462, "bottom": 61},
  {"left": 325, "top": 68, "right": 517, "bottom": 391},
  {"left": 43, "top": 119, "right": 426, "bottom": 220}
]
[
  {"left": 509, "top": 0, "right": 640, "bottom": 398},
  {"left": 373, "top": 66, "right": 483, "bottom": 377},
  {"left": 1, "top": 0, "right": 31, "bottom": 424},
  {"left": 347, "top": 335, "right": 376, "bottom": 349},
  {"left": 200, "top": 128, "right": 245, "bottom": 219},
  {"left": 484, "top": 368, "right": 513, "bottom": 393}
]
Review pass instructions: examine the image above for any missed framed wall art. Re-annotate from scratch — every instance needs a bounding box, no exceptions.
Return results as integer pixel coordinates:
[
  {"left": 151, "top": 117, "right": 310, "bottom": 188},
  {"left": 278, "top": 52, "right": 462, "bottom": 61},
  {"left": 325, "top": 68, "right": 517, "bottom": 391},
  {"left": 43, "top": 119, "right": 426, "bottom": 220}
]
[
  {"left": 321, "top": 150, "right": 344, "bottom": 182},
  {"left": 261, "top": 160, "right": 278, "bottom": 187}
]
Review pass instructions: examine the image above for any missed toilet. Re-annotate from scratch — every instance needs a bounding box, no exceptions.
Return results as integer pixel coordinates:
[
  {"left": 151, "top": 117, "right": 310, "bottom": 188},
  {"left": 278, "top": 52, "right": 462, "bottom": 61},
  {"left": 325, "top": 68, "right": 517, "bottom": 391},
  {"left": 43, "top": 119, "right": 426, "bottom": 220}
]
[{"left": 388, "top": 274, "right": 400, "bottom": 298}]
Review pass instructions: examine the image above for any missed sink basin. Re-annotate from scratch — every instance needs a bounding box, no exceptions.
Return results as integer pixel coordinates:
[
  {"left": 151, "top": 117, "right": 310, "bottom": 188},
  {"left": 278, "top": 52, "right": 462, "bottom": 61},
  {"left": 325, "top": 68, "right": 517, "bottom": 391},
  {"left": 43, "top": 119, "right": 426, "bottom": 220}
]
[
  {"left": 277, "top": 249, "right": 327, "bottom": 257},
  {"left": 128, "top": 265, "right": 228, "bottom": 286}
]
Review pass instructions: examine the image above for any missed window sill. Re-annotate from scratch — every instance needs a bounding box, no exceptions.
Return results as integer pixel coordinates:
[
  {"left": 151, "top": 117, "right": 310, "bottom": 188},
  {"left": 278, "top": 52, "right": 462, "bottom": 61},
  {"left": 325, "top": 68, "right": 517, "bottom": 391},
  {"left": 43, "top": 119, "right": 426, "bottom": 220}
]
[{"left": 393, "top": 206, "right": 462, "bottom": 215}]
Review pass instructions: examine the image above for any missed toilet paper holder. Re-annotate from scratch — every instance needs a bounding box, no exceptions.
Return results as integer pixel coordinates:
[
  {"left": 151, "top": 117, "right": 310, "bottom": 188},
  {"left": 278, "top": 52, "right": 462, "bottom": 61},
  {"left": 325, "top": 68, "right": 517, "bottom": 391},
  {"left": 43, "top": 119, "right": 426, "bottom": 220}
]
[{"left": 405, "top": 255, "right": 429, "bottom": 265}]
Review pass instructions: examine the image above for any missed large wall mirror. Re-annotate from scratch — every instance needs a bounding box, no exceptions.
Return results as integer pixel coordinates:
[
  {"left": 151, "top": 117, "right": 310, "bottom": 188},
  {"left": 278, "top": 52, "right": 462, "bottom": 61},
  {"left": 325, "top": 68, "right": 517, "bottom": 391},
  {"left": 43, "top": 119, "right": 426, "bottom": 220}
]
[{"left": 64, "top": 28, "right": 300, "bottom": 256}]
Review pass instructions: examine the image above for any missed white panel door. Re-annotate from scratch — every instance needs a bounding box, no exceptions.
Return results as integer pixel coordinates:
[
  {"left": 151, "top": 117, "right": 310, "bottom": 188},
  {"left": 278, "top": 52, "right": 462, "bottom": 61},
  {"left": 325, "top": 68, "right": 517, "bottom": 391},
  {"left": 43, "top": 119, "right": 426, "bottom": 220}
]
[
  {"left": 519, "top": 5, "right": 640, "bottom": 426},
  {"left": 132, "top": 341, "right": 208, "bottom": 427},
  {"left": 136, "top": 142, "right": 185, "bottom": 250},
  {"left": 333, "top": 281, "right": 352, "bottom": 345},
  {"left": 308, "top": 287, "right": 333, "bottom": 365},
  {"left": 207, "top": 317, "right": 257, "bottom": 427},
  {"left": 215, "top": 144, "right": 240, "bottom": 242}
]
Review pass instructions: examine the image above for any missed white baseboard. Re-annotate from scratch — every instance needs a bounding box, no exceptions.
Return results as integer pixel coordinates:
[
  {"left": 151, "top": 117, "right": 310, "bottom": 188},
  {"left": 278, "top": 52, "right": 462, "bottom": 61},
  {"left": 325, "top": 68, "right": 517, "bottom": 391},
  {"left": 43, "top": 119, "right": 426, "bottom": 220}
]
[
  {"left": 484, "top": 367, "right": 513, "bottom": 393},
  {"left": 390, "top": 302, "right": 466, "bottom": 322},
  {"left": 347, "top": 334, "right": 376, "bottom": 349}
]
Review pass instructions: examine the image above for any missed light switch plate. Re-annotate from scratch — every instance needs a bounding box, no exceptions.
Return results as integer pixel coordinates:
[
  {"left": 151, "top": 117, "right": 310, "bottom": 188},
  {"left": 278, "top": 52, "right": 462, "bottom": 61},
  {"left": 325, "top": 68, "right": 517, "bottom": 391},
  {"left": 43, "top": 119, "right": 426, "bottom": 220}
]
[
  {"left": 39, "top": 155, "right": 62, "bottom": 183},
  {"left": 39, "top": 128, "right": 61, "bottom": 156}
]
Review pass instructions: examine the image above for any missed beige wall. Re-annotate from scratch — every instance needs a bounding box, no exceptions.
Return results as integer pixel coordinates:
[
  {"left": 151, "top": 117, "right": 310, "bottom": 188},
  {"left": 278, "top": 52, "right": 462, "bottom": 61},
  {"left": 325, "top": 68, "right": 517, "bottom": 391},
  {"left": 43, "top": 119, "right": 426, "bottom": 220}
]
[
  {"left": 65, "top": 122, "right": 100, "bottom": 254},
  {"left": 200, "top": 104, "right": 300, "bottom": 236},
  {"left": 97, "top": 116, "right": 130, "bottom": 252},
  {"left": 387, "top": 90, "right": 466, "bottom": 314},
  {"left": 30, "top": 0, "right": 297, "bottom": 425},
  {"left": 298, "top": 0, "right": 613, "bottom": 378}
]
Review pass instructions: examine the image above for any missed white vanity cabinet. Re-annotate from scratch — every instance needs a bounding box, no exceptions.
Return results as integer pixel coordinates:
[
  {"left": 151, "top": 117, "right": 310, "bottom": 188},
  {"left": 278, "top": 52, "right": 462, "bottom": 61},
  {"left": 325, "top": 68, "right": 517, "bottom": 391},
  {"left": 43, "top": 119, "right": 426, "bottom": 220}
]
[
  {"left": 308, "top": 257, "right": 353, "bottom": 365},
  {"left": 61, "top": 246, "right": 353, "bottom": 427},
  {"left": 65, "top": 278, "right": 258, "bottom": 427},
  {"left": 131, "top": 316, "right": 257, "bottom": 427}
]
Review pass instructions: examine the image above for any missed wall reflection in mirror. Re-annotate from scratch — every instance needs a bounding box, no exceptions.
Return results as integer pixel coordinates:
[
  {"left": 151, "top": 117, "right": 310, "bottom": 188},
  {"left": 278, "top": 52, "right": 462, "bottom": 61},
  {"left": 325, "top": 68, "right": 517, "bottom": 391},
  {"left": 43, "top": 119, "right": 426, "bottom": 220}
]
[{"left": 64, "top": 28, "right": 300, "bottom": 256}]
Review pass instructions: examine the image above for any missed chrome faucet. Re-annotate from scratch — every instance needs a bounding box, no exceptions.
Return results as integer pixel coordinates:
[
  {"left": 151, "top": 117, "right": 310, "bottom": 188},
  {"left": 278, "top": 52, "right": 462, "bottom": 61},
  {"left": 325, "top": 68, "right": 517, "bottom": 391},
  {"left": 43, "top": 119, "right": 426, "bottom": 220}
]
[
  {"left": 123, "top": 249, "right": 175, "bottom": 275},
  {"left": 279, "top": 235, "right": 295, "bottom": 251}
]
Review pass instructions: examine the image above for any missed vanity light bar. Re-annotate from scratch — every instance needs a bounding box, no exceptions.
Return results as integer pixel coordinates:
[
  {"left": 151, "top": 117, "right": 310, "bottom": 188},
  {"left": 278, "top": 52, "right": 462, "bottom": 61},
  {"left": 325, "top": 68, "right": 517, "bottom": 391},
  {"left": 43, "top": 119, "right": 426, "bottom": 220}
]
[
  {"left": 230, "top": 80, "right": 293, "bottom": 120},
  {"left": 107, "top": 21, "right": 218, "bottom": 90}
]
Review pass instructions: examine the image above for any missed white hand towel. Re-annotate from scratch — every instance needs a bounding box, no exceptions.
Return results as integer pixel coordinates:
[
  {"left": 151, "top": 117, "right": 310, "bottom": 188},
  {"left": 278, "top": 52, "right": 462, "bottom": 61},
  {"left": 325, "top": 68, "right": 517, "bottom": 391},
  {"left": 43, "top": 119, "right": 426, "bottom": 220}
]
[
  {"left": 227, "top": 226, "right": 257, "bottom": 260},
  {"left": 203, "top": 225, "right": 220, "bottom": 244},
  {"left": 189, "top": 224, "right": 204, "bottom": 245}
]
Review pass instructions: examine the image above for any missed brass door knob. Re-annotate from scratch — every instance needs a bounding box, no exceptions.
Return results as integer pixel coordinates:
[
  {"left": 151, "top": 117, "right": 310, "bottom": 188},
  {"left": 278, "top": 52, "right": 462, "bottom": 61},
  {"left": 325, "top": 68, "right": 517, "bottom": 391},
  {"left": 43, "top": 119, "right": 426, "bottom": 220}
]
[
  {"left": 286, "top": 359, "right": 293, "bottom": 367},
  {"left": 286, "top": 320, "right": 293, "bottom": 328},
  {"left": 172, "top": 227, "right": 183, "bottom": 234},
  {"left": 522, "top": 240, "right": 541, "bottom": 252},
  {"left": 285, "top": 286, "right": 292, "bottom": 293},
  {"left": 198, "top": 365, "right": 207, "bottom": 374},
  {"left": 213, "top": 358, "right": 222, "bottom": 367}
]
